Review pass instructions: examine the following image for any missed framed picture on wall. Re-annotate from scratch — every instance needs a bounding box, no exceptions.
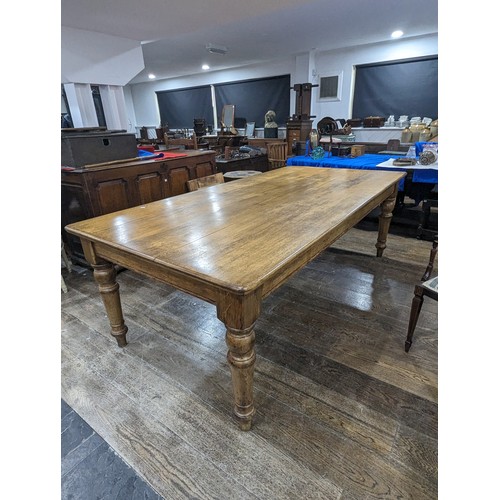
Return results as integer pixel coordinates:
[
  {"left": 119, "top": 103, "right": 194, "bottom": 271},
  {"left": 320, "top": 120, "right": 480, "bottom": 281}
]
[{"left": 317, "top": 71, "right": 343, "bottom": 102}]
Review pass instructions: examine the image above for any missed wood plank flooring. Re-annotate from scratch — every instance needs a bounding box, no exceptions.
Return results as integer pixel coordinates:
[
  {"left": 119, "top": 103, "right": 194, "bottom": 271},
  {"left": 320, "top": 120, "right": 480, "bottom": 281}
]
[
  {"left": 61, "top": 227, "right": 438, "bottom": 499},
  {"left": 61, "top": 399, "right": 162, "bottom": 499}
]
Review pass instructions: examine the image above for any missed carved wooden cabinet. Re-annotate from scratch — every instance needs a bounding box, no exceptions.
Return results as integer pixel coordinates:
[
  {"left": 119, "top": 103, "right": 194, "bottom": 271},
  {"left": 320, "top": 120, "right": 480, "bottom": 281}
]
[
  {"left": 286, "top": 119, "right": 313, "bottom": 156},
  {"left": 62, "top": 150, "right": 216, "bottom": 264}
]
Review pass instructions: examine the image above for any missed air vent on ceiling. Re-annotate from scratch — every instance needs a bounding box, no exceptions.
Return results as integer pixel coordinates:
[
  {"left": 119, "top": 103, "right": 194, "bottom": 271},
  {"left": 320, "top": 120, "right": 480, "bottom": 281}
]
[{"left": 206, "top": 44, "right": 228, "bottom": 55}]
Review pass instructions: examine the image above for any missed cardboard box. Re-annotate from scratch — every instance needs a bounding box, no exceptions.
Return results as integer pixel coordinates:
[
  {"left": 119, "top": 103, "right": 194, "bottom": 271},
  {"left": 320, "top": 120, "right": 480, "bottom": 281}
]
[{"left": 351, "top": 145, "right": 366, "bottom": 157}]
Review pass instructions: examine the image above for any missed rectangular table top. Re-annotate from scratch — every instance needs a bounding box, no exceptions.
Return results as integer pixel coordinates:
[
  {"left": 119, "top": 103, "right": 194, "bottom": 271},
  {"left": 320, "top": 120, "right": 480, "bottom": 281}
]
[{"left": 66, "top": 166, "right": 405, "bottom": 298}]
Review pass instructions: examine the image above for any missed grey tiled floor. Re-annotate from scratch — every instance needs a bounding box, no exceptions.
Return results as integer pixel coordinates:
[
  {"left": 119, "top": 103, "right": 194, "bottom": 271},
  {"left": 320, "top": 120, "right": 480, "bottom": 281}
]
[{"left": 61, "top": 399, "right": 163, "bottom": 499}]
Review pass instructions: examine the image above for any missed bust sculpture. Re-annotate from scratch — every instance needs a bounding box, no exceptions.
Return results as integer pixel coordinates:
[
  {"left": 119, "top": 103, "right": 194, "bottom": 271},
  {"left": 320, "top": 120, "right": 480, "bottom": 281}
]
[
  {"left": 264, "top": 110, "right": 277, "bottom": 128},
  {"left": 264, "top": 110, "right": 278, "bottom": 138}
]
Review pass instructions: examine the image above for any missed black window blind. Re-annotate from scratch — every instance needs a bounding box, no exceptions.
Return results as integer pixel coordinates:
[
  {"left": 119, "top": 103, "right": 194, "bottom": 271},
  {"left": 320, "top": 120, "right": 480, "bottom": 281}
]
[
  {"left": 352, "top": 56, "right": 438, "bottom": 120},
  {"left": 156, "top": 75, "right": 291, "bottom": 129},
  {"left": 214, "top": 75, "right": 290, "bottom": 127},
  {"left": 156, "top": 85, "right": 213, "bottom": 129}
]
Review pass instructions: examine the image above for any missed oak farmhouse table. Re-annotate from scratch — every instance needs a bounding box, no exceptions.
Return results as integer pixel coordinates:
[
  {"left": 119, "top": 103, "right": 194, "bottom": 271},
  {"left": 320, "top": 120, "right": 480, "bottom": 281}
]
[{"left": 65, "top": 166, "right": 406, "bottom": 430}]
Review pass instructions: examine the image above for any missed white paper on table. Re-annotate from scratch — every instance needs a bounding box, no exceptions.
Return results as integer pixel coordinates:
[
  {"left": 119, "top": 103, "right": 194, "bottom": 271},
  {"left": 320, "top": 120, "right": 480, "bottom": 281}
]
[{"left": 376, "top": 158, "right": 438, "bottom": 170}]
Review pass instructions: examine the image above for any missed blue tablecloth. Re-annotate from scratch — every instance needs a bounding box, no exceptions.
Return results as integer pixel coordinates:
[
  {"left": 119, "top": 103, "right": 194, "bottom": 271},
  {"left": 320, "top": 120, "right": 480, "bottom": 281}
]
[{"left": 286, "top": 154, "right": 438, "bottom": 190}]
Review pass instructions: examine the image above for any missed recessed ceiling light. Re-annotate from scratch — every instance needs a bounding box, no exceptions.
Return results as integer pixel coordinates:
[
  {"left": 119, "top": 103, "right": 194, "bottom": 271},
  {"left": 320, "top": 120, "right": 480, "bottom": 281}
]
[
  {"left": 148, "top": 73, "right": 156, "bottom": 79},
  {"left": 202, "top": 64, "right": 210, "bottom": 70},
  {"left": 391, "top": 30, "right": 403, "bottom": 39}
]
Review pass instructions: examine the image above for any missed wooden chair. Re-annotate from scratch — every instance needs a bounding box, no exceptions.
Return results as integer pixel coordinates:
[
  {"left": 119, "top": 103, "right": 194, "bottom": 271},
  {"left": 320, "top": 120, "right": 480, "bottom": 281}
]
[
  {"left": 186, "top": 172, "right": 225, "bottom": 192},
  {"left": 405, "top": 238, "right": 438, "bottom": 352},
  {"left": 61, "top": 240, "right": 72, "bottom": 293},
  {"left": 267, "top": 142, "right": 288, "bottom": 169},
  {"left": 386, "top": 139, "right": 401, "bottom": 151},
  {"left": 417, "top": 185, "right": 438, "bottom": 241}
]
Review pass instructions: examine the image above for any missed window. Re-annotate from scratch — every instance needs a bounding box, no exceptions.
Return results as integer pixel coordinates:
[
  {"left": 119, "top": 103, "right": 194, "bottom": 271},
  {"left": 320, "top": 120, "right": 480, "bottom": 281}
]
[
  {"left": 61, "top": 85, "right": 73, "bottom": 128},
  {"left": 157, "top": 85, "right": 213, "bottom": 129},
  {"left": 214, "top": 75, "right": 290, "bottom": 127},
  {"left": 156, "top": 75, "right": 291, "bottom": 130},
  {"left": 352, "top": 56, "right": 438, "bottom": 120},
  {"left": 91, "top": 85, "right": 107, "bottom": 128}
]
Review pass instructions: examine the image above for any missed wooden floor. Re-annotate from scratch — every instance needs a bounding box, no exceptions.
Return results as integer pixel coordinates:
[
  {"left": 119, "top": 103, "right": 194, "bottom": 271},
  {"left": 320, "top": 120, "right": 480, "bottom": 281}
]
[{"left": 61, "top": 227, "right": 438, "bottom": 500}]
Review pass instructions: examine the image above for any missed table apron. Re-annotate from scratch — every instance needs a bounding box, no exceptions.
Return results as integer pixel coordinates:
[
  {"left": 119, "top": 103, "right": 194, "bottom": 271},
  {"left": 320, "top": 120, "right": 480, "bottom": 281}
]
[{"left": 87, "top": 241, "right": 225, "bottom": 305}]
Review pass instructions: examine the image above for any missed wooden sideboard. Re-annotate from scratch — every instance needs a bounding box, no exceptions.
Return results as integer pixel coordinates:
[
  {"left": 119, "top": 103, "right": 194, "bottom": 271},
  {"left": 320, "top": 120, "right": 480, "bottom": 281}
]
[
  {"left": 286, "top": 119, "right": 313, "bottom": 157},
  {"left": 216, "top": 154, "right": 269, "bottom": 174},
  {"left": 62, "top": 150, "right": 216, "bottom": 264}
]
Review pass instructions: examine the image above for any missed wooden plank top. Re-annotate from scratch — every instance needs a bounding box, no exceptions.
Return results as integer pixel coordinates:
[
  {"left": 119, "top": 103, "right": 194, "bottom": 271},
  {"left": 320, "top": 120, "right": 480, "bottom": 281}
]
[{"left": 66, "top": 166, "right": 405, "bottom": 296}]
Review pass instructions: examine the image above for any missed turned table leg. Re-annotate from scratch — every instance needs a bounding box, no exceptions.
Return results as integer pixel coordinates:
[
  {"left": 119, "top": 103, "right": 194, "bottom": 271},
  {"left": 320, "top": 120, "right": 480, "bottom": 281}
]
[
  {"left": 376, "top": 185, "right": 398, "bottom": 257},
  {"left": 225, "top": 324, "right": 256, "bottom": 431},
  {"left": 92, "top": 261, "right": 128, "bottom": 347},
  {"left": 217, "top": 290, "right": 261, "bottom": 431},
  {"left": 81, "top": 240, "right": 128, "bottom": 347}
]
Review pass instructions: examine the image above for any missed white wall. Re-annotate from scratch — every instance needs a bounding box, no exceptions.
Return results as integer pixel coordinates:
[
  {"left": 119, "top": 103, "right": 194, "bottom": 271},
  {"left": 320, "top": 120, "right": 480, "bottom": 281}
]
[
  {"left": 61, "top": 27, "right": 144, "bottom": 86},
  {"left": 63, "top": 83, "right": 99, "bottom": 128},
  {"left": 62, "top": 27, "right": 145, "bottom": 129},
  {"left": 311, "top": 34, "right": 438, "bottom": 125},
  {"left": 125, "top": 34, "right": 438, "bottom": 131}
]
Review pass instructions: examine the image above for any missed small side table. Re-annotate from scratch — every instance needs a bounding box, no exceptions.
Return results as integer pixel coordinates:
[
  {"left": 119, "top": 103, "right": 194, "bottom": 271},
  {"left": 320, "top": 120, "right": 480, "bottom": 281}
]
[{"left": 223, "top": 170, "right": 263, "bottom": 182}]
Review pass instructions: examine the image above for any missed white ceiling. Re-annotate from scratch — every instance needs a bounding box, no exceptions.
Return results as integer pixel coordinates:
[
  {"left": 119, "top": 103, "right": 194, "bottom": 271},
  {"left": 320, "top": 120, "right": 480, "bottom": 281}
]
[{"left": 61, "top": 0, "right": 438, "bottom": 85}]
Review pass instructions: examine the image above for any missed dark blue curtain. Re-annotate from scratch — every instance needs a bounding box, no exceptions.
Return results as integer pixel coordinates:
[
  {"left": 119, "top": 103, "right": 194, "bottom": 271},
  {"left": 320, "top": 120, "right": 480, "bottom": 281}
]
[
  {"left": 214, "top": 75, "right": 290, "bottom": 128},
  {"left": 157, "top": 86, "right": 213, "bottom": 129},
  {"left": 352, "top": 56, "right": 438, "bottom": 120}
]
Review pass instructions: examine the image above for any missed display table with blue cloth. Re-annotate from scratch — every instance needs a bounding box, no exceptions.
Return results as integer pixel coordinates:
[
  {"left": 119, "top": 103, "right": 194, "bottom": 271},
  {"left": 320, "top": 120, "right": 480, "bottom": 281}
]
[{"left": 286, "top": 154, "right": 438, "bottom": 193}]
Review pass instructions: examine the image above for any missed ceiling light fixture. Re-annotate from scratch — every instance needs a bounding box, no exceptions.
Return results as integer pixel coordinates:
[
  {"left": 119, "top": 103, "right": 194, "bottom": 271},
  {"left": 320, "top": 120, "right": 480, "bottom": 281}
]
[
  {"left": 148, "top": 73, "right": 156, "bottom": 79},
  {"left": 202, "top": 64, "right": 210, "bottom": 70},
  {"left": 206, "top": 43, "right": 228, "bottom": 55},
  {"left": 391, "top": 30, "right": 403, "bottom": 39}
]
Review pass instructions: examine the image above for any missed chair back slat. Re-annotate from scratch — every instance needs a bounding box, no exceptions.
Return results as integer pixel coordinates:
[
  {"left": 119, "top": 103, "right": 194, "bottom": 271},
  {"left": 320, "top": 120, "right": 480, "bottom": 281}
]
[
  {"left": 267, "top": 142, "right": 287, "bottom": 169},
  {"left": 186, "top": 172, "right": 224, "bottom": 192}
]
